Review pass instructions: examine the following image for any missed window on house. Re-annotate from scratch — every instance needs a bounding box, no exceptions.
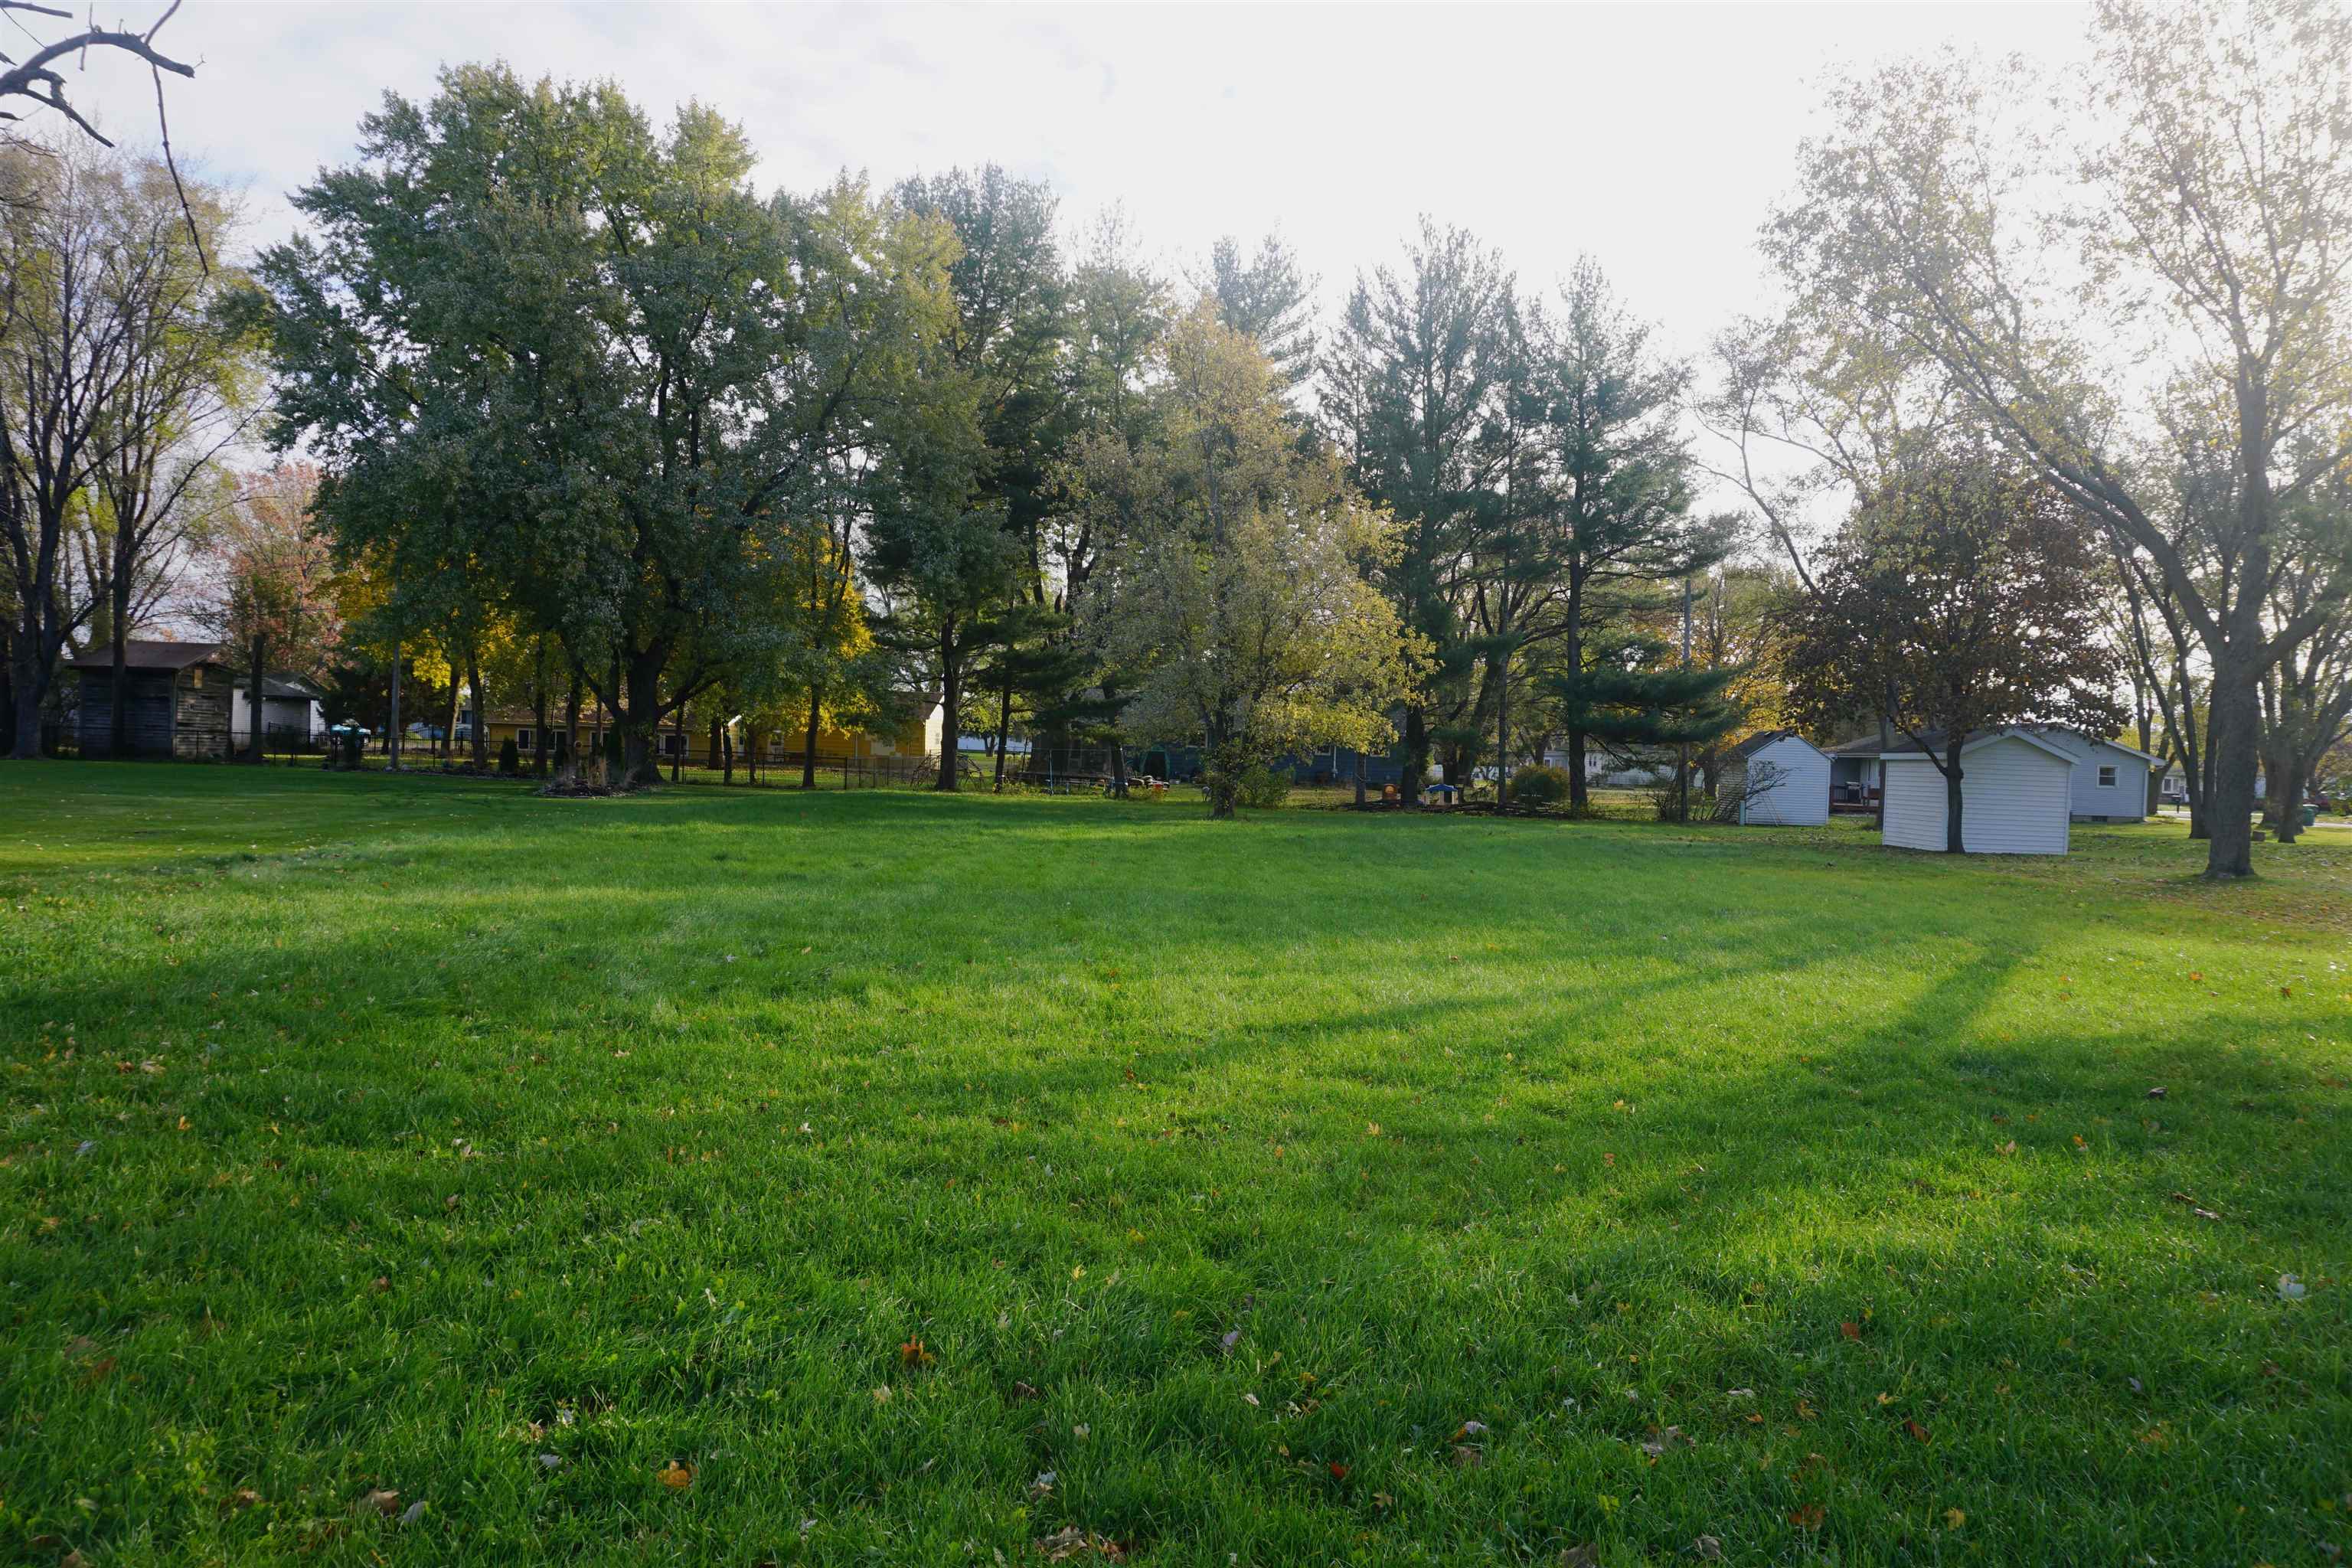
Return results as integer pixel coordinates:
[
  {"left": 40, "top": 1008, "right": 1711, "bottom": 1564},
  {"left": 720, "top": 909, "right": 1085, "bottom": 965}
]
[
  {"left": 515, "top": 729, "right": 533, "bottom": 750},
  {"left": 2098, "top": 765, "right": 2118, "bottom": 788}
]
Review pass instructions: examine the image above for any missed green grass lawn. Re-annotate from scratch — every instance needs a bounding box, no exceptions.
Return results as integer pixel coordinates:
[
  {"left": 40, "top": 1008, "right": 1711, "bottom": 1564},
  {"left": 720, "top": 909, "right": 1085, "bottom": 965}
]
[{"left": 2, "top": 763, "right": 2345, "bottom": 1566}]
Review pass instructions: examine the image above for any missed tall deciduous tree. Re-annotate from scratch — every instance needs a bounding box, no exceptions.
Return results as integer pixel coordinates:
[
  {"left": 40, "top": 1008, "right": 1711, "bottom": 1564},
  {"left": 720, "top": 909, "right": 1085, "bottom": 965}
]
[
  {"left": 205, "top": 463, "right": 341, "bottom": 763},
  {"left": 1782, "top": 454, "right": 2125, "bottom": 853},
  {"left": 259, "top": 67, "right": 955, "bottom": 786},
  {"left": 1074, "top": 303, "right": 1419, "bottom": 818},
  {"left": 866, "top": 165, "right": 1067, "bottom": 792},
  {"left": 1766, "top": 0, "right": 2352, "bottom": 877},
  {"left": 2, "top": 139, "right": 234, "bottom": 757}
]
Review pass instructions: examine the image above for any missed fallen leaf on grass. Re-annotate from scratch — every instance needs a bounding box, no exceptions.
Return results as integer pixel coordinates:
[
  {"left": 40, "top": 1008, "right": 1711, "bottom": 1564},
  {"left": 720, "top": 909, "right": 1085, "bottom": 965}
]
[
  {"left": 1011, "top": 1380, "right": 1041, "bottom": 1401},
  {"left": 2278, "top": 1275, "right": 2307, "bottom": 1301},
  {"left": 1034, "top": 1526, "right": 1125, "bottom": 1561},
  {"left": 397, "top": 1500, "right": 426, "bottom": 1526},
  {"left": 1449, "top": 1445, "right": 1483, "bottom": 1468},
  {"left": 1560, "top": 1547, "right": 1599, "bottom": 1567},
  {"left": 355, "top": 1488, "right": 400, "bottom": 1516},
  {"left": 1904, "top": 1419, "right": 1932, "bottom": 1443},
  {"left": 1639, "top": 1426, "right": 1694, "bottom": 1458},
  {"left": 898, "top": 1337, "right": 935, "bottom": 1368},
  {"left": 1945, "top": 1508, "right": 1966, "bottom": 1530},
  {"left": 1838, "top": 1321, "right": 1861, "bottom": 1341},
  {"left": 2168, "top": 1191, "right": 2220, "bottom": 1221},
  {"left": 1788, "top": 1503, "right": 1825, "bottom": 1531},
  {"left": 656, "top": 1461, "right": 693, "bottom": 1490},
  {"left": 1997, "top": 1140, "right": 2018, "bottom": 1157},
  {"left": 1690, "top": 1535, "right": 1723, "bottom": 1561}
]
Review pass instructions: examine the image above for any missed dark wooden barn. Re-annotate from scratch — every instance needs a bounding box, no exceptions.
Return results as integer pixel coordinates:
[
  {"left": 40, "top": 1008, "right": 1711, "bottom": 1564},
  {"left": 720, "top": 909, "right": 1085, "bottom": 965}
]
[{"left": 70, "top": 641, "right": 233, "bottom": 759}]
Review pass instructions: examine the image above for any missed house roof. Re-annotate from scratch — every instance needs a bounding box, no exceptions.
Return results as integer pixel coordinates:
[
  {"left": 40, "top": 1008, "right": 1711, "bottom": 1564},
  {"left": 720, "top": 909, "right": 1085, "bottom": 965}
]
[
  {"left": 68, "top": 639, "right": 224, "bottom": 672},
  {"left": 237, "top": 675, "right": 322, "bottom": 700},
  {"left": 1856, "top": 727, "right": 2081, "bottom": 765},
  {"left": 1724, "top": 728, "right": 1823, "bottom": 763}
]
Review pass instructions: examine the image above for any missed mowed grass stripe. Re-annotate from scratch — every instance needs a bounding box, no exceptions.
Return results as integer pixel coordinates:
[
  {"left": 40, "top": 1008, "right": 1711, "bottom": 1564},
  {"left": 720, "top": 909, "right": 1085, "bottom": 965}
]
[{"left": 0, "top": 764, "right": 2344, "bottom": 1566}]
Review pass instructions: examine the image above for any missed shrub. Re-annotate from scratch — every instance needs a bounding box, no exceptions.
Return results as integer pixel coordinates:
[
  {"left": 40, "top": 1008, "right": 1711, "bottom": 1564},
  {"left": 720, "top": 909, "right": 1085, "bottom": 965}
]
[
  {"left": 498, "top": 737, "right": 521, "bottom": 776},
  {"left": 1234, "top": 765, "right": 1292, "bottom": 810},
  {"left": 1509, "top": 764, "right": 1570, "bottom": 806}
]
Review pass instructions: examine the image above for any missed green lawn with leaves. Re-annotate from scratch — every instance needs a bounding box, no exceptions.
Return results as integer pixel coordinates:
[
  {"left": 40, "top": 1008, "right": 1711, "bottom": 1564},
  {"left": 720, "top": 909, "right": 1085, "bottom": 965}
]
[{"left": 2, "top": 764, "right": 2345, "bottom": 1566}]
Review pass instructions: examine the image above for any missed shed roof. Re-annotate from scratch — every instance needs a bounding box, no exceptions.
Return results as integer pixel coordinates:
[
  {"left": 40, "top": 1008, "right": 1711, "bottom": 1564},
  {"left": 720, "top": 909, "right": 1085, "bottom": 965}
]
[
  {"left": 1723, "top": 728, "right": 1824, "bottom": 763},
  {"left": 1860, "top": 727, "right": 2079, "bottom": 764},
  {"left": 68, "top": 639, "right": 224, "bottom": 672}
]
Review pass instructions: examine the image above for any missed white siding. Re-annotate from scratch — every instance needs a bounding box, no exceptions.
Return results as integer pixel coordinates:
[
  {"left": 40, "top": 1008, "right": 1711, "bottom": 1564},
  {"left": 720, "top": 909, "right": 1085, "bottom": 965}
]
[
  {"left": 1881, "top": 737, "right": 2072, "bottom": 854},
  {"left": 2069, "top": 748, "right": 2148, "bottom": 820},
  {"left": 1736, "top": 736, "right": 1831, "bottom": 825}
]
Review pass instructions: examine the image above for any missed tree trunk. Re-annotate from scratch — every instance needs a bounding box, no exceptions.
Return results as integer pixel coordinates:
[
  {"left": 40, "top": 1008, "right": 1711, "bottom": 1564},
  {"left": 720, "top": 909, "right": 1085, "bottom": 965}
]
[
  {"left": 1353, "top": 744, "right": 1367, "bottom": 808},
  {"left": 531, "top": 655, "right": 550, "bottom": 778},
  {"left": 934, "top": 619, "right": 961, "bottom": 793},
  {"left": 560, "top": 668, "right": 581, "bottom": 781},
  {"left": 722, "top": 724, "right": 734, "bottom": 785},
  {"left": 246, "top": 634, "right": 270, "bottom": 764},
  {"left": 106, "top": 606, "right": 131, "bottom": 757},
  {"left": 2264, "top": 738, "right": 2297, "bottom": 842},
  {"left": 9, "top": 649, "right": 42, "bottom": 760},
  {"left": 1941, "top": 741, "right": 1965, "bottom": 854},
  {"left": 792, "top": 691, "right": 815, "bottom": 789},
  {"left": 1109, "top": 740, "right": 1129, "bottom": 800},
  {"left": 1403, "top": 705, "right": 1429, "bottom": 807},
  {"left": 620, "top": 650, "right": 663, "bottom": 788},
  {"left": 467, "top": 640, "right": 487, "bottom": 769},
  {"left": 991, "top": 671, "right": 1014, "bottom": 792},
  {"left": 2203, "top": 655, "right": 2261, "bottom": 878},
  {"left": 440, "top": 672, "right": 458, "bottom": 763},
  {"left": 1205, "top": 732, "right": 1239, "bottom": 820},
  {"left": 1494, "top": 642, "right": 1511, "bottom": 808}
]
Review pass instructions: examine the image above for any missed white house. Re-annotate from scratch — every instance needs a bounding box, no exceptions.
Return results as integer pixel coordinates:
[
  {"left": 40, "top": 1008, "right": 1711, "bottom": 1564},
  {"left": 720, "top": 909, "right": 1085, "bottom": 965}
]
[
  {"left": 1875, "top": 728, "right": 2077, "bottom": 854},
  {"left": 1718, "top": 730, "right": 1831, "bottom": 825},
  {"left": 2034, "top": 730, "right": 2161, "bottom": 821},
  {"left": 231, "top": 675, "right": 325, "bottom": 745}
]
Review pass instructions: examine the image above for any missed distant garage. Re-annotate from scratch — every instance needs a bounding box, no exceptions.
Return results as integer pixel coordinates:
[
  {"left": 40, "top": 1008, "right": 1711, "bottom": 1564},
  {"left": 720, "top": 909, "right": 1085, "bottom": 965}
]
[
  {"left": 1718, "top": 730, "right": 1830, "bottom": 825},
  {"left": 1873, "top": 728, "right": 2076, "bottom": 854}
]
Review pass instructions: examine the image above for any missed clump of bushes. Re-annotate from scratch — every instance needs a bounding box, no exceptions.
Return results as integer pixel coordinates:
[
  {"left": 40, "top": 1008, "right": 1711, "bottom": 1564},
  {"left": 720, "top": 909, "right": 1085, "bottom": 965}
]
[
  {"left": 1234, "top": 765, "right": 1292, "bottom": 810},
  {"left": 1509, "top": 763, "right": 1570, "bottom": 806},
  {"left": 498, "top": 737, "right": 521, "bottom": 776}
]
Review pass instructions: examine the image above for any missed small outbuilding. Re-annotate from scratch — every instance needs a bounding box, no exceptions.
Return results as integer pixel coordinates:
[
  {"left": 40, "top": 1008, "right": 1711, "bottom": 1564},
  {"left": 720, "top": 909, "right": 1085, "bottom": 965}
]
[
  {"left": 69, "top": 640, "right": 233, "bottom": 759},
  {"left": 1874, "top": 728, "right": 2077, "bottom": 854},
  {"left": 2033, "top": 730, "right": 2161, "bottom": 822},
  {"left": 1718, "top": 729, "right": 1831, "bottom": 825},
  {"left": 233, "top": 675, "right": 325, "bottom": 749}
]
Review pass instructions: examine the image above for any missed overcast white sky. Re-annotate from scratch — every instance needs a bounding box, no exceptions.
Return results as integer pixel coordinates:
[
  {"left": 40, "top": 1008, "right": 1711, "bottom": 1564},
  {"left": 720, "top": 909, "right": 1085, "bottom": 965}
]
[{"left": 85, "top": 1, "right": 2099, "bottom": 358}]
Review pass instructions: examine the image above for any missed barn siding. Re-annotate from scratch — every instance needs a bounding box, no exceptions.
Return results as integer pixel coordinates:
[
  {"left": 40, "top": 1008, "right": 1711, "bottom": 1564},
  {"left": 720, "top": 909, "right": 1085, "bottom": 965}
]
[
  {"left": 1737, "top": 737, "right": 1831, "bottom": 825},
  {"left": 1883, "top": 737, "right": 2071, "bottom": 854},
  {"left": 173, "top": 669, "right": 230, "bottom": 759},
  {"left": 77, "top": 671, "right": 179, "bottom": 756}
]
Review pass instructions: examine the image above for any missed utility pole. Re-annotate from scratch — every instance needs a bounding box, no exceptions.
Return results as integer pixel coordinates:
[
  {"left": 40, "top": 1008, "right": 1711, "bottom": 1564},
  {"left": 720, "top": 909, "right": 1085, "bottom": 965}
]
[{"left": 387, "top": 638, "right": 402, "bottom": 772}]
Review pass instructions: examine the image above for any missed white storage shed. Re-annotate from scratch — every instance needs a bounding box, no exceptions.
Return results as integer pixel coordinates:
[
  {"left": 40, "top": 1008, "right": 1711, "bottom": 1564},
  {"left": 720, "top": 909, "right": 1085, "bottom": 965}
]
[
  {"left": 1719, "top": 730, "right": 1831, "bottom": 825},
  {"left": 1877, "top": 729, "right": 2076, "bottom": 854}
]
